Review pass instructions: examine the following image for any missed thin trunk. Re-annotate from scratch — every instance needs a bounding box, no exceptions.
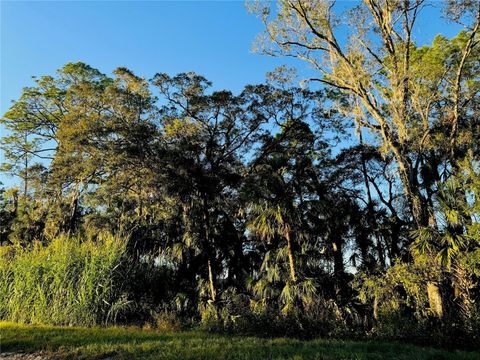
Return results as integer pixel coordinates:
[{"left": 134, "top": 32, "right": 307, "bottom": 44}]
[
  {"left": 23, "top": 151, "right": 28, "bottom": 196},
  {"left": 332, "top": 234, "right": 345, "bottom": 299},
  {"left": 285, "top": 231, "right": 297, "bottom": 283},
  {"left": 13, "top": 191, "right": 19, "bottom": 215},
  {"left": 207, "top": 258, "right": 216, "bottom": 302},
  {"left": 373, "top": 294, "right": 379, "bottom": 321},
  {"left": 357, "top": 231, "right": 370, "bottom": 268},
  {"left": 67, "top": 181, "right": 80, "bottom": 232},
  {"left": 359, "top": 130, "right": 376, "bottom": 269},
  {"left": 390, "top": 220, "right": 401, "bottom": 261},
  {"left": 202, "top": 198, "right": 216, "bottom": 302},
  {"left": 332, "top": 237, "right": 344, "bottom": 276},
  {"left": 376, "top": 238, "right": 385, "bottom": 268},
  {"left": 359, "top": 130, "right": 374, "bottom": 213}
]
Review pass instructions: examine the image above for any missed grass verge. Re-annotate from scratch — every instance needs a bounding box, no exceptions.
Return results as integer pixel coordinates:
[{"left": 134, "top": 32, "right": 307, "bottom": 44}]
[{"left": 0, "top": 321, "right": 478, "bottom": 360}]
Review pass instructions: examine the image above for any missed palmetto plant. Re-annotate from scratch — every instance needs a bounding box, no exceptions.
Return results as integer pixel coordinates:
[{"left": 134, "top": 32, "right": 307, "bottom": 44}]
[
  {"left": 246, "top": 201, "right": 319, "bottom": 315},
  {"left": 411, "top": 154, "right": 480, "bottom": 319},
  {"left": 247, "top": 202, "right": 298, "bottom": 283},
  {"left": 412, "top": 179, "right": 469, "bottom": 270}
]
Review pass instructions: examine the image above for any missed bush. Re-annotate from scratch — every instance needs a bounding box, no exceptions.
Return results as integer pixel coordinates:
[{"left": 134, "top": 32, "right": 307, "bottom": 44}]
[
  {"left": 0, "top": 233, "right": 131, "bottom": 326},
  {"left": 197, "top": 286, "right": 358, "bottom": 339}
]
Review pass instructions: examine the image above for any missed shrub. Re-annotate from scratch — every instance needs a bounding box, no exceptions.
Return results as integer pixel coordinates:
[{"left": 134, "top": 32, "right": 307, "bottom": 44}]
[{"left": 197, "top": 286, "right": 358, "bottom": 339}]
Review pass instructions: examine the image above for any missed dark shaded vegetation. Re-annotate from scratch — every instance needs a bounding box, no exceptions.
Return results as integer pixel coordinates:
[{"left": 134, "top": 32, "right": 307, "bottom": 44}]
[{"left": 1, "top": 0, "right": 480, "bottom": 351}]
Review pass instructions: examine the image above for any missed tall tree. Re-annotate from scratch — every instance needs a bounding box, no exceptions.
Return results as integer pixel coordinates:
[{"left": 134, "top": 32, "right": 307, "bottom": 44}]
[{"left": 250, "top": 0, "right": 480, "bottom": 228}]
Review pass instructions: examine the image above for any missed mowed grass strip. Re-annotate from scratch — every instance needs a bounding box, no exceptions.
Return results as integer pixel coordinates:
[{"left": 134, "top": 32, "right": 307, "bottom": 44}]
[{"left": 0, "top": 322, "right": 478, "bottom": 360}]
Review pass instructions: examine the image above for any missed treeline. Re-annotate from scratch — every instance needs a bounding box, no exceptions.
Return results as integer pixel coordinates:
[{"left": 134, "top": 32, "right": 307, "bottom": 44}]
[{"left": 1, "top": 0, "right": 480, "bottom": 347}]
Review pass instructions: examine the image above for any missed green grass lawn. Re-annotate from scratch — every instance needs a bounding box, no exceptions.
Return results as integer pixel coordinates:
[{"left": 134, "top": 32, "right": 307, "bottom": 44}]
[{"left": 0, "top": 322, "right": 478, "bottom": 360}]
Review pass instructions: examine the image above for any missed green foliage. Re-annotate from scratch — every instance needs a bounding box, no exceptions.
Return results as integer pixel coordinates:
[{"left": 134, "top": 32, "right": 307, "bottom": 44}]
[
  {"left": 0, "top": 233, "right": 131, "bottom": 326},
  {"left": 355, "top": 256, "right": 441, "bottom": 320}
]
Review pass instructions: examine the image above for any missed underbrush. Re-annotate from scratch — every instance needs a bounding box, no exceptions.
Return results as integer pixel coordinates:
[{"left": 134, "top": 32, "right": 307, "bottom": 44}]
[
  {"left": 1, "top": 234, "right": 479, "bottom": 350},
  {"left": 0, "top": 233, "right": 130, "bottom": 326}
]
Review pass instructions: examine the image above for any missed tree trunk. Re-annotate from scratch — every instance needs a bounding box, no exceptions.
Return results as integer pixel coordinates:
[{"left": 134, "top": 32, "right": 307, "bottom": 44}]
[
  {"left": 332, "top": 234, "right": 345, "bottom": 276},
  {"left": 285, "top": 231, "right": 297, "bottom": 283},
  {"left": 13, "top": 190, "right": 19, "bottom": 215},
  {"left": 397, "top": 160, "right": 429, "bottom": 229},
  {"left": 202, "top": 198, "right": 217, "bottom": 302},
  {"left": 357, "top": 231, "right": 371, "bottom": 269},
  {"left": 207, "top": 258, "right": 216, "bottom": 302},
  {"left": 23, "top": 155, "right": 28, "bottom": 196},
  {"left": 427, "top": 282, "right": 444, "bottom": 318},
  {"left": 376, "top": 239, "right": 385, "bottom": 268},
  {"left": 332, "top": 235, "right": 345, "bottom": 298},
  {"left": 23, "top": 132, "right": 29, "bottom": 196},
  {"left": 359, "top": 131, "right": 377, "bottom": 270},
  {"left": 390, "top": 220, "right": 401, "bottom": 262},
  {"left": 452, "top": 264, "right": 473, "bottom": 322},
  {"left": 67, "top": 181, "right": 80, "bottom": 233},
  {"left": 373, "top": 294, "right": 379, "bottom": 321}
]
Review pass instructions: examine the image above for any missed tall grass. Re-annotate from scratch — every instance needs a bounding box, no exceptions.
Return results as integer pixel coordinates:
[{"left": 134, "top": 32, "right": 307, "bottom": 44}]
[{"left": 0, "top": 233, "right": 130, "bottom": 326}]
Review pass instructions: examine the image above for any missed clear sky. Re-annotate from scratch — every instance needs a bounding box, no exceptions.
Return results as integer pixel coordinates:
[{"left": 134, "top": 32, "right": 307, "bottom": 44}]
[
  {"left": 1, "top": 0, "right": 289, "bottom": 115},
  {"left": 0, "top": 0, "right": 462, "bottom": 187}
]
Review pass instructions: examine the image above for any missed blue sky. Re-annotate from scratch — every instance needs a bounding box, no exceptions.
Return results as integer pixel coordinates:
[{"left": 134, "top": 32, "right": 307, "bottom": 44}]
[
  {"left": 1, "top": 0, "right": 288, "bottom": 114},
  {"left": 0, "top": 1, "right": 462, "bottom": 187}
]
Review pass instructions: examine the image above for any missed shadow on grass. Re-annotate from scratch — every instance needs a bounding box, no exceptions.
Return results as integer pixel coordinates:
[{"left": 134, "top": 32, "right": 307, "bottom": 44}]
[{"left": 1, "top": 322, "right": 479, "bottom": 360}]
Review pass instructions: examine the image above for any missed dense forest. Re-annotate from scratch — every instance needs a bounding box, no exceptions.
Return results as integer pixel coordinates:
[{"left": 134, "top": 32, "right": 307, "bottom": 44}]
[{"left": 1, "top": 0, "right": 479, "bottom": 348}]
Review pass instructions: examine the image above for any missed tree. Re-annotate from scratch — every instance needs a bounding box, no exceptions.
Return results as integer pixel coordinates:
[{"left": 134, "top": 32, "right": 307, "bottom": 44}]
[
  {"left": 411, "top": 152, "right": 480, "bottom": 320},
  {"left": 150, "top": 73, "right": 271, "bottom": 302},
  {"left": 250, "top": 0, "right": 480, "bottom": 228}
]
